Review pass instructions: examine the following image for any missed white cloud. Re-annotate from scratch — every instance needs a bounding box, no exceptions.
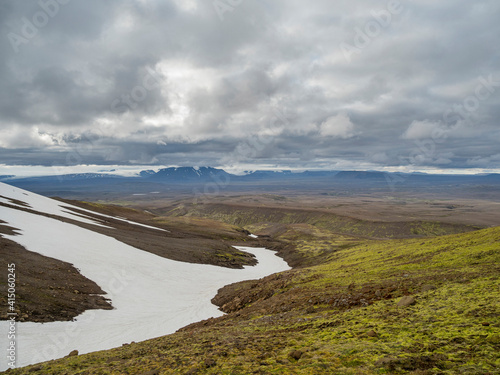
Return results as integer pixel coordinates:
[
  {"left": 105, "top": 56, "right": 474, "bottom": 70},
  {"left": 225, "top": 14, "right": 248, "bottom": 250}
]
[
  {"left": 402, "top": 120, "right": 442, "bottom": 140},
  {"left": 319, "top": 113, "right": 357, "bottom": 139},
  {"left": 0, "top": 0, "right": 499, "bottom": 170},
  {"left": 0, "top": 126, "right": 61, "bottom": 149}
]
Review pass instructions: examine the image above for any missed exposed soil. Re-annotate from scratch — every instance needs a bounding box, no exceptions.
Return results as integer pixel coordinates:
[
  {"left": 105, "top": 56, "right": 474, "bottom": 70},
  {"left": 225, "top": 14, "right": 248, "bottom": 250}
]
[{"left": 0, "top": 223, "right": 112, "bottom": 323}]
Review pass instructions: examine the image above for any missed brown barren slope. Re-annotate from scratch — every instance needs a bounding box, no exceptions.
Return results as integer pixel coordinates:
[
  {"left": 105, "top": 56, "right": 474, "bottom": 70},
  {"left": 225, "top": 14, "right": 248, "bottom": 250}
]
[
  {"left": 57, "top": 199, "right": 260, "bottom": 268},
  {"left": 0, "top": 223, "right": 112, "bottom": 323}
]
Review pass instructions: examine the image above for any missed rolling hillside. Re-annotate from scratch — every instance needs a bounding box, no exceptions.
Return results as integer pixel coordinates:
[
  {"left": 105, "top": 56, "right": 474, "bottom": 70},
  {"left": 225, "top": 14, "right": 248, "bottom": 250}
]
[{"left": 5, "top": 218, "right": 499, "bottom": 374}]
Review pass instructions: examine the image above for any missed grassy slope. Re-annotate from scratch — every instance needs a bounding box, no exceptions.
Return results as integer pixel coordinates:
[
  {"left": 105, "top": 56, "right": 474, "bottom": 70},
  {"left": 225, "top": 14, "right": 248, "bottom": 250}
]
[{"left": 8, "top": 226, "right": 499, "bottom": 374}]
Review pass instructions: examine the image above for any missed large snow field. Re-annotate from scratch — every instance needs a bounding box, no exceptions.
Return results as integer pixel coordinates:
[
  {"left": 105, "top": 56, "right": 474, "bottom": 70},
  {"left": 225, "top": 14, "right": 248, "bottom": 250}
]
[{"left": 0, "top": 184, "right": 290, "bottom": 369}]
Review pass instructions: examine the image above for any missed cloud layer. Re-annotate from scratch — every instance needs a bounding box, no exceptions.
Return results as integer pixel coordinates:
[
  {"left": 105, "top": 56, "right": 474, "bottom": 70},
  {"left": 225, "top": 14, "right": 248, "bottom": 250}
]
[{"left": 1, "top": 0, "right": 499, "bottom": 171}]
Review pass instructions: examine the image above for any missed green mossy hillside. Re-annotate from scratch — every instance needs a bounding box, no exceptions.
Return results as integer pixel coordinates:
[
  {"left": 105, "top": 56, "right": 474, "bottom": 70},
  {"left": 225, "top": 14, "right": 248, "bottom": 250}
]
[{"left": 5, "top": 227, "right": 499, "bottom": 374}]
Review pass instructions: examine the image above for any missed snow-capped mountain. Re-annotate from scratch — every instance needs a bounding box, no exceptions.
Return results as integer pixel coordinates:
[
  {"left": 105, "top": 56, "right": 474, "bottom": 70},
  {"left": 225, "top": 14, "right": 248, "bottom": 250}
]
[{"left": 147, "top": 166, "right": 231, "bottom": 181}]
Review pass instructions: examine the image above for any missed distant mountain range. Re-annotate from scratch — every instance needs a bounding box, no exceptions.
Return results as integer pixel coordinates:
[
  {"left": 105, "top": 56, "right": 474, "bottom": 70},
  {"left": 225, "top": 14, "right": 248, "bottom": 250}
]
[
  {"left": 5, "top": 167, "right": 500, "bottom": 183},
  {"left": 148, "top": 167, "right": 233, "bottom": 181},
  {"left": 2, "top": 167, "right": 499, "bottom": 200},
  {"left": 3, "top": 167, "right": 341, "bottom": 184}
]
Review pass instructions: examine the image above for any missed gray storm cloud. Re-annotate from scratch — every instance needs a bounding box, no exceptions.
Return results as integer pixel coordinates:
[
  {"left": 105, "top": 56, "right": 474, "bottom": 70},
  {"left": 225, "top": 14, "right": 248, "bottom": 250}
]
[{"left": 0, "top": 0, "right": 499, "bottom": 171}]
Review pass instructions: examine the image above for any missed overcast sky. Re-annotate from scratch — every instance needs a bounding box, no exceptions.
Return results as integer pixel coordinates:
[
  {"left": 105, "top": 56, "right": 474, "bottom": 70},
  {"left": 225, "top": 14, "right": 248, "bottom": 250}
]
[{"left": 0, "top": 0, "right": 499, "bottom": 175}]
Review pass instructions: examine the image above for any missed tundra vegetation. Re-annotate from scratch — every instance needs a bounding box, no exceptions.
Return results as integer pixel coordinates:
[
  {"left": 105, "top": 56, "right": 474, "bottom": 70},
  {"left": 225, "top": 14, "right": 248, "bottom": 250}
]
[{"left": 3, "top": 199, "right": 499, "bottom": 374}]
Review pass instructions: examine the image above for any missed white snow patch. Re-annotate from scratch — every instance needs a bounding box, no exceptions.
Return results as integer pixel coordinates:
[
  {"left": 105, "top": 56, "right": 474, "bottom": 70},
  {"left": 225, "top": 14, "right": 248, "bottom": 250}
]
[
  {"left": 249, "top": 234, "right": 258, "bottom": 238},
  {"left": 0, "top": 183, "right": 109, "bottom": 228},
  {"left": 0, "top": 203, "right": 289, "bottom": 369},
  {"left": 0, "top": 183, "right": 167, "bottom": 232},
  {"left": 74, "top": 207, "right": 169, "bottom": 232}
]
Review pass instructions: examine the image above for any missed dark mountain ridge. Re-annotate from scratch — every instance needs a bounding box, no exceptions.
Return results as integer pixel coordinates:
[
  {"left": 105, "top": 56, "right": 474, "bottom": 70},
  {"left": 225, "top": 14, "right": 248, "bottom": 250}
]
[{"left": 3, "top": 168, "right": 500, "bottom": 200}]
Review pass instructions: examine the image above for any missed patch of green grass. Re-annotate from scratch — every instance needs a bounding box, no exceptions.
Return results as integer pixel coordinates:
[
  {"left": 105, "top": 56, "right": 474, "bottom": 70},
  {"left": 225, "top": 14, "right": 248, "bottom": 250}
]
[{"left": 306, "top": 227, "right": 500, "bottom": 289}]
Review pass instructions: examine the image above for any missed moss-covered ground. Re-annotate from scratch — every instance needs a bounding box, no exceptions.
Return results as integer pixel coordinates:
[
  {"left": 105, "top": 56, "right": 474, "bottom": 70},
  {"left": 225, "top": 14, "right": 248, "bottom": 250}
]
[{"left": 4, "top": 225, "right": 499, "bottom": 374}]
